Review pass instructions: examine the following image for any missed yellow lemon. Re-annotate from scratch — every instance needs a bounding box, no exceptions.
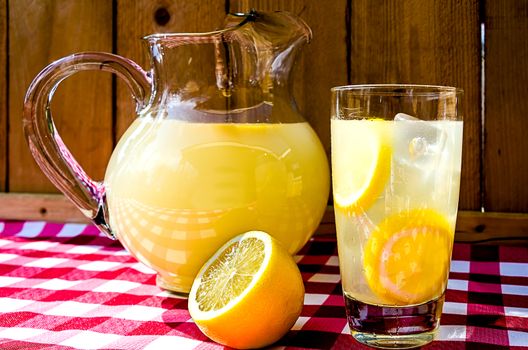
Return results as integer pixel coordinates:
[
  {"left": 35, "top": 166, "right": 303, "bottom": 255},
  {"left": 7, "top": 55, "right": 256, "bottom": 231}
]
[
  {"left": 331, "top": 119, "right": 391, "bottom": 213},
  {"left": 363, "top": 209, "right": 453, "bottom": 305},
  {"left": 188, "top": 231, "right": 304, "bottom": 349}
]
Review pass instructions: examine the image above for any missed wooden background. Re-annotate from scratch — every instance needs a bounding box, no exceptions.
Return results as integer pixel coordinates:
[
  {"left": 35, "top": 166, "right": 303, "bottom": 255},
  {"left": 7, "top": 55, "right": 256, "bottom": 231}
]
[{"left": 1, "top": 0, "right": 527, "bottom": 241}]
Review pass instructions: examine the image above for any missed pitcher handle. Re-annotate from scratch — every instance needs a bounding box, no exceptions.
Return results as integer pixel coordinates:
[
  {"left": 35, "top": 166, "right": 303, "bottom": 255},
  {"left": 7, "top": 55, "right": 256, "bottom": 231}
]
[{"left": 23, "top": 52, "right": 151, "bottom": 239}]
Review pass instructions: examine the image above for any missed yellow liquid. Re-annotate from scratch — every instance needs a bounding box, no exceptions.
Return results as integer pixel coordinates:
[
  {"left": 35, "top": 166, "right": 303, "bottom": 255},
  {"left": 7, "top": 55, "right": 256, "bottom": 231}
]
[
  {"left": 332, "top": 119, "right": 463, "bottom": 305},
  {"left": 105, "top": 118, "right": 329, "bottom": 293}
]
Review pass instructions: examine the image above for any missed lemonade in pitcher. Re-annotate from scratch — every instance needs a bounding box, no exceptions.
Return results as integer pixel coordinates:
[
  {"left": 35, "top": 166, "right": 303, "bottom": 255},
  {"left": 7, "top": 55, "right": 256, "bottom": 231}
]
[
  {"left": 105, "top": 116, "right": 329, "bottom": 291},
  {"left": 23, "top": 10, "right": 330, "bottom": 295}
]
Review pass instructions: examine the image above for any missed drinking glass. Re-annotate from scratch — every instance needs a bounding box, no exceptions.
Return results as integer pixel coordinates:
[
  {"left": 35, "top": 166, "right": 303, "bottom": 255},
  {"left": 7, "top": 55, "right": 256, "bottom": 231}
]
[{"left": 331, "top": 85, "right": 463, "bottom": 348}]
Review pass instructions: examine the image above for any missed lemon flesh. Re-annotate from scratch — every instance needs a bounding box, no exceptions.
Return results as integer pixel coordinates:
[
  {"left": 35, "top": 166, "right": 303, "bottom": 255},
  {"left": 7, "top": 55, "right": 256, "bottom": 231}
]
[
  {"left": 195, "top": 238, "right": 265, "bottom": 312},
  {"left": 363, "top": 209, "right": 453, "bottom": 305},
  {"left": 188, "top": 231, "right": 304, "bottom": 349},
  {"left": 331, "top": 119, "right": 391, "bottom": 213}
]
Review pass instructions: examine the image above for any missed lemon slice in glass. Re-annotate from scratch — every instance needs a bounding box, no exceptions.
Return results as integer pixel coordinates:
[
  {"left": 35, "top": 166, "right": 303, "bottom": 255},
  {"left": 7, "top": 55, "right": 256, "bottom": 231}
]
[
  {"left": 188, "top": 231, "right": 304, "bottom": 349},
  {"left": 331, "top": 119, "right": 391, "bottom": 213},
  {"left": 363, "top": 209, "right": 453, "bottom": 305}
]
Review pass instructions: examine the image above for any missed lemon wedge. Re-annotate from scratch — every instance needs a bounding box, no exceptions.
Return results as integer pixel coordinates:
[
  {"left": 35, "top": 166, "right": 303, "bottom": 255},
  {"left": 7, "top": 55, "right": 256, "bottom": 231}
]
[
  {"left": 331, "top": 119, "right": 391, "bottom": 213},
  {"left": 188, "top": 231, "right": 304, "bottom": 349},
  {"left": 363, "top": 209, "right": 453, "bottom": 305}
]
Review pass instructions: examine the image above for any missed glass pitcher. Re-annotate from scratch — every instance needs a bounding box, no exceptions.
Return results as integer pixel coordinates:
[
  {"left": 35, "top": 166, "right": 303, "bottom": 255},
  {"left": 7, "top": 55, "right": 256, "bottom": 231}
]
[{"left": 23, "top": 10, "right": 330, "bottom": 294}]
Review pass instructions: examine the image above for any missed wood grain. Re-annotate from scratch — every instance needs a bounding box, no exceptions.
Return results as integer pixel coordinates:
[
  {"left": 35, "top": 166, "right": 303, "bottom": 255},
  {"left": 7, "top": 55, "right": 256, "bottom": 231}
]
[
  {"left": 229, "top": 0, "right": 348, "bottom": 156},
  {"left": 8, "top": 0, "right": 113, "bottom": 193},
  {"left": 0, "top": 0, "right": 5, "bottom": 192},
  {"left": 348, "top": 0, "right": 482, "bottom": 211},
  {"left": 454, "top": 210, "right": 528, "bottom": 243},
  {"left": 484, "top": 0, "right": 528, "bottom": 212},
  {"left": 115, "top": 0, "right": 226, "bottom": 139},
  {"left": 0, "top": 193, "right": 88, "bottom": 223}
]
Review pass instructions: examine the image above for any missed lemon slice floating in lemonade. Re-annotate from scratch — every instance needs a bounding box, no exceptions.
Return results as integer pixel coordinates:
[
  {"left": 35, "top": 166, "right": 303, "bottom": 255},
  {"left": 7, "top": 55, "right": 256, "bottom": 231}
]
[
  {"left": 188, "top": 231, "right": 304, "bottom": 349},
  {"left": 363, "top": 209, "right": 453, "bottom": 305},
  {"left": 332, "top": 119, "right": 391, "bottom": 213}
]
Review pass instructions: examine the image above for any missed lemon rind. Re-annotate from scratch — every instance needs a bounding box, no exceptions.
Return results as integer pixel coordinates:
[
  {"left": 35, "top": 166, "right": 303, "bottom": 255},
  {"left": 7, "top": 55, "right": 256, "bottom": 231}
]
[{"left": 188, "top": 230, "right": 273, "bottom": 321}]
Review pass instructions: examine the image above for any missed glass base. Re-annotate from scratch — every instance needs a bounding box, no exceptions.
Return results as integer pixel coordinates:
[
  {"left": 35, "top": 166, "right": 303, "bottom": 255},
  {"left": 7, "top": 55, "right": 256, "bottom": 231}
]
[
  {"left": 344, "top": 293, "right": 444, "bottom": 349},
  {"left": 352, "top": 330, "right": 437, "bottom": 349},
  {"left": 156, "top": 274, "right": 190, "bottom": 298}
]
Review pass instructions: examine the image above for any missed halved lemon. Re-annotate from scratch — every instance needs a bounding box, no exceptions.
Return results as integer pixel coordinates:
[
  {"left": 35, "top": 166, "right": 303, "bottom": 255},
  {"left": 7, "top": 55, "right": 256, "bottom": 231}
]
[
  {"left": 331, "top": 119, "right": 391, "bottom": 213},
  {"left": 363, "top": 209, "right": 453, "bottom": 305},
  {"left": 188, "top": 231, "right": 304, "bottom": 349}
]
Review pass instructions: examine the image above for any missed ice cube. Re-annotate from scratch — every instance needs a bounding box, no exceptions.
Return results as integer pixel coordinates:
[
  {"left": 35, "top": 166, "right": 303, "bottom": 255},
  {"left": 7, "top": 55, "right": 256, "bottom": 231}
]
[
  {"left": 390, "top": 113, "right": 449, "bottom": 208},
  {"left": 386, "top": 113, "right": 449, "bottom": 210},
  {"left": 393, "top": 113, "right": 447, "bottom": 170}
]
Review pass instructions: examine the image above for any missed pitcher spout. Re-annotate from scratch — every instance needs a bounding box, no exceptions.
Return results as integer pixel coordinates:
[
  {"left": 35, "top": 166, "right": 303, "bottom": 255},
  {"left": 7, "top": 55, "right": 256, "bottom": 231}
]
[
  {"left": 140, "top": 10, "right": 311, "bottom": 123},
  {"left": 225, "top": 9, "right": 312, "bottom": 46}
]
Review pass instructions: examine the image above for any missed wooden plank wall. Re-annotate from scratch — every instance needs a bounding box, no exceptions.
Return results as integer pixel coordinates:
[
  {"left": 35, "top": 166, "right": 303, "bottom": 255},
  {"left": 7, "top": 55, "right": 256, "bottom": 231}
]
[
  {"left": 9, "top": 0, "right": 113, "bottom": 193},
  {"left": 484, "top": 0, "right": 528, "bottom": 213},
  {"left": 1, "top": 0, "right": 528, "bottom": 237}
]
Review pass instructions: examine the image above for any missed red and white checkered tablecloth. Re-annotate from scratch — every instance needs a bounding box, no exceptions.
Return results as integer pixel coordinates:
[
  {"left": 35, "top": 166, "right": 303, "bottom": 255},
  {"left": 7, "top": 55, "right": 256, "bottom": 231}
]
[{"left": 0, "top": 220, "right": 526, "bottom": 350}]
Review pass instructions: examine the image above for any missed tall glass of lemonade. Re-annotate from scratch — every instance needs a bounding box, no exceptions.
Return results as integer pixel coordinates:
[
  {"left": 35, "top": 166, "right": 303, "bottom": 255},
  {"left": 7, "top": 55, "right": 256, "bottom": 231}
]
[{"left": 331, "top": 85, "right": 463, "bottom": 348}]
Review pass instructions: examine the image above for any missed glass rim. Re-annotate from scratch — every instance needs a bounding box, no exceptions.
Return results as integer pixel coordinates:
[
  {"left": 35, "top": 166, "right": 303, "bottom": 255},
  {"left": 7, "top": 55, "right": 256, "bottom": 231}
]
[
  {"left": 331, "top": 84, "right": 463, "bottom": 97},
  {"left": 143, "top": 11, "right": 256, "bottom": 42}
]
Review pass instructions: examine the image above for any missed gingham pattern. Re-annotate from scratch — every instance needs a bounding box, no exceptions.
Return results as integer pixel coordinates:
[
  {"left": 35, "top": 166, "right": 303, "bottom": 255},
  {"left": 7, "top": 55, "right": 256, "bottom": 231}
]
[{"left": 0, "top": 221, "right": 527, "bottom": 349}]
